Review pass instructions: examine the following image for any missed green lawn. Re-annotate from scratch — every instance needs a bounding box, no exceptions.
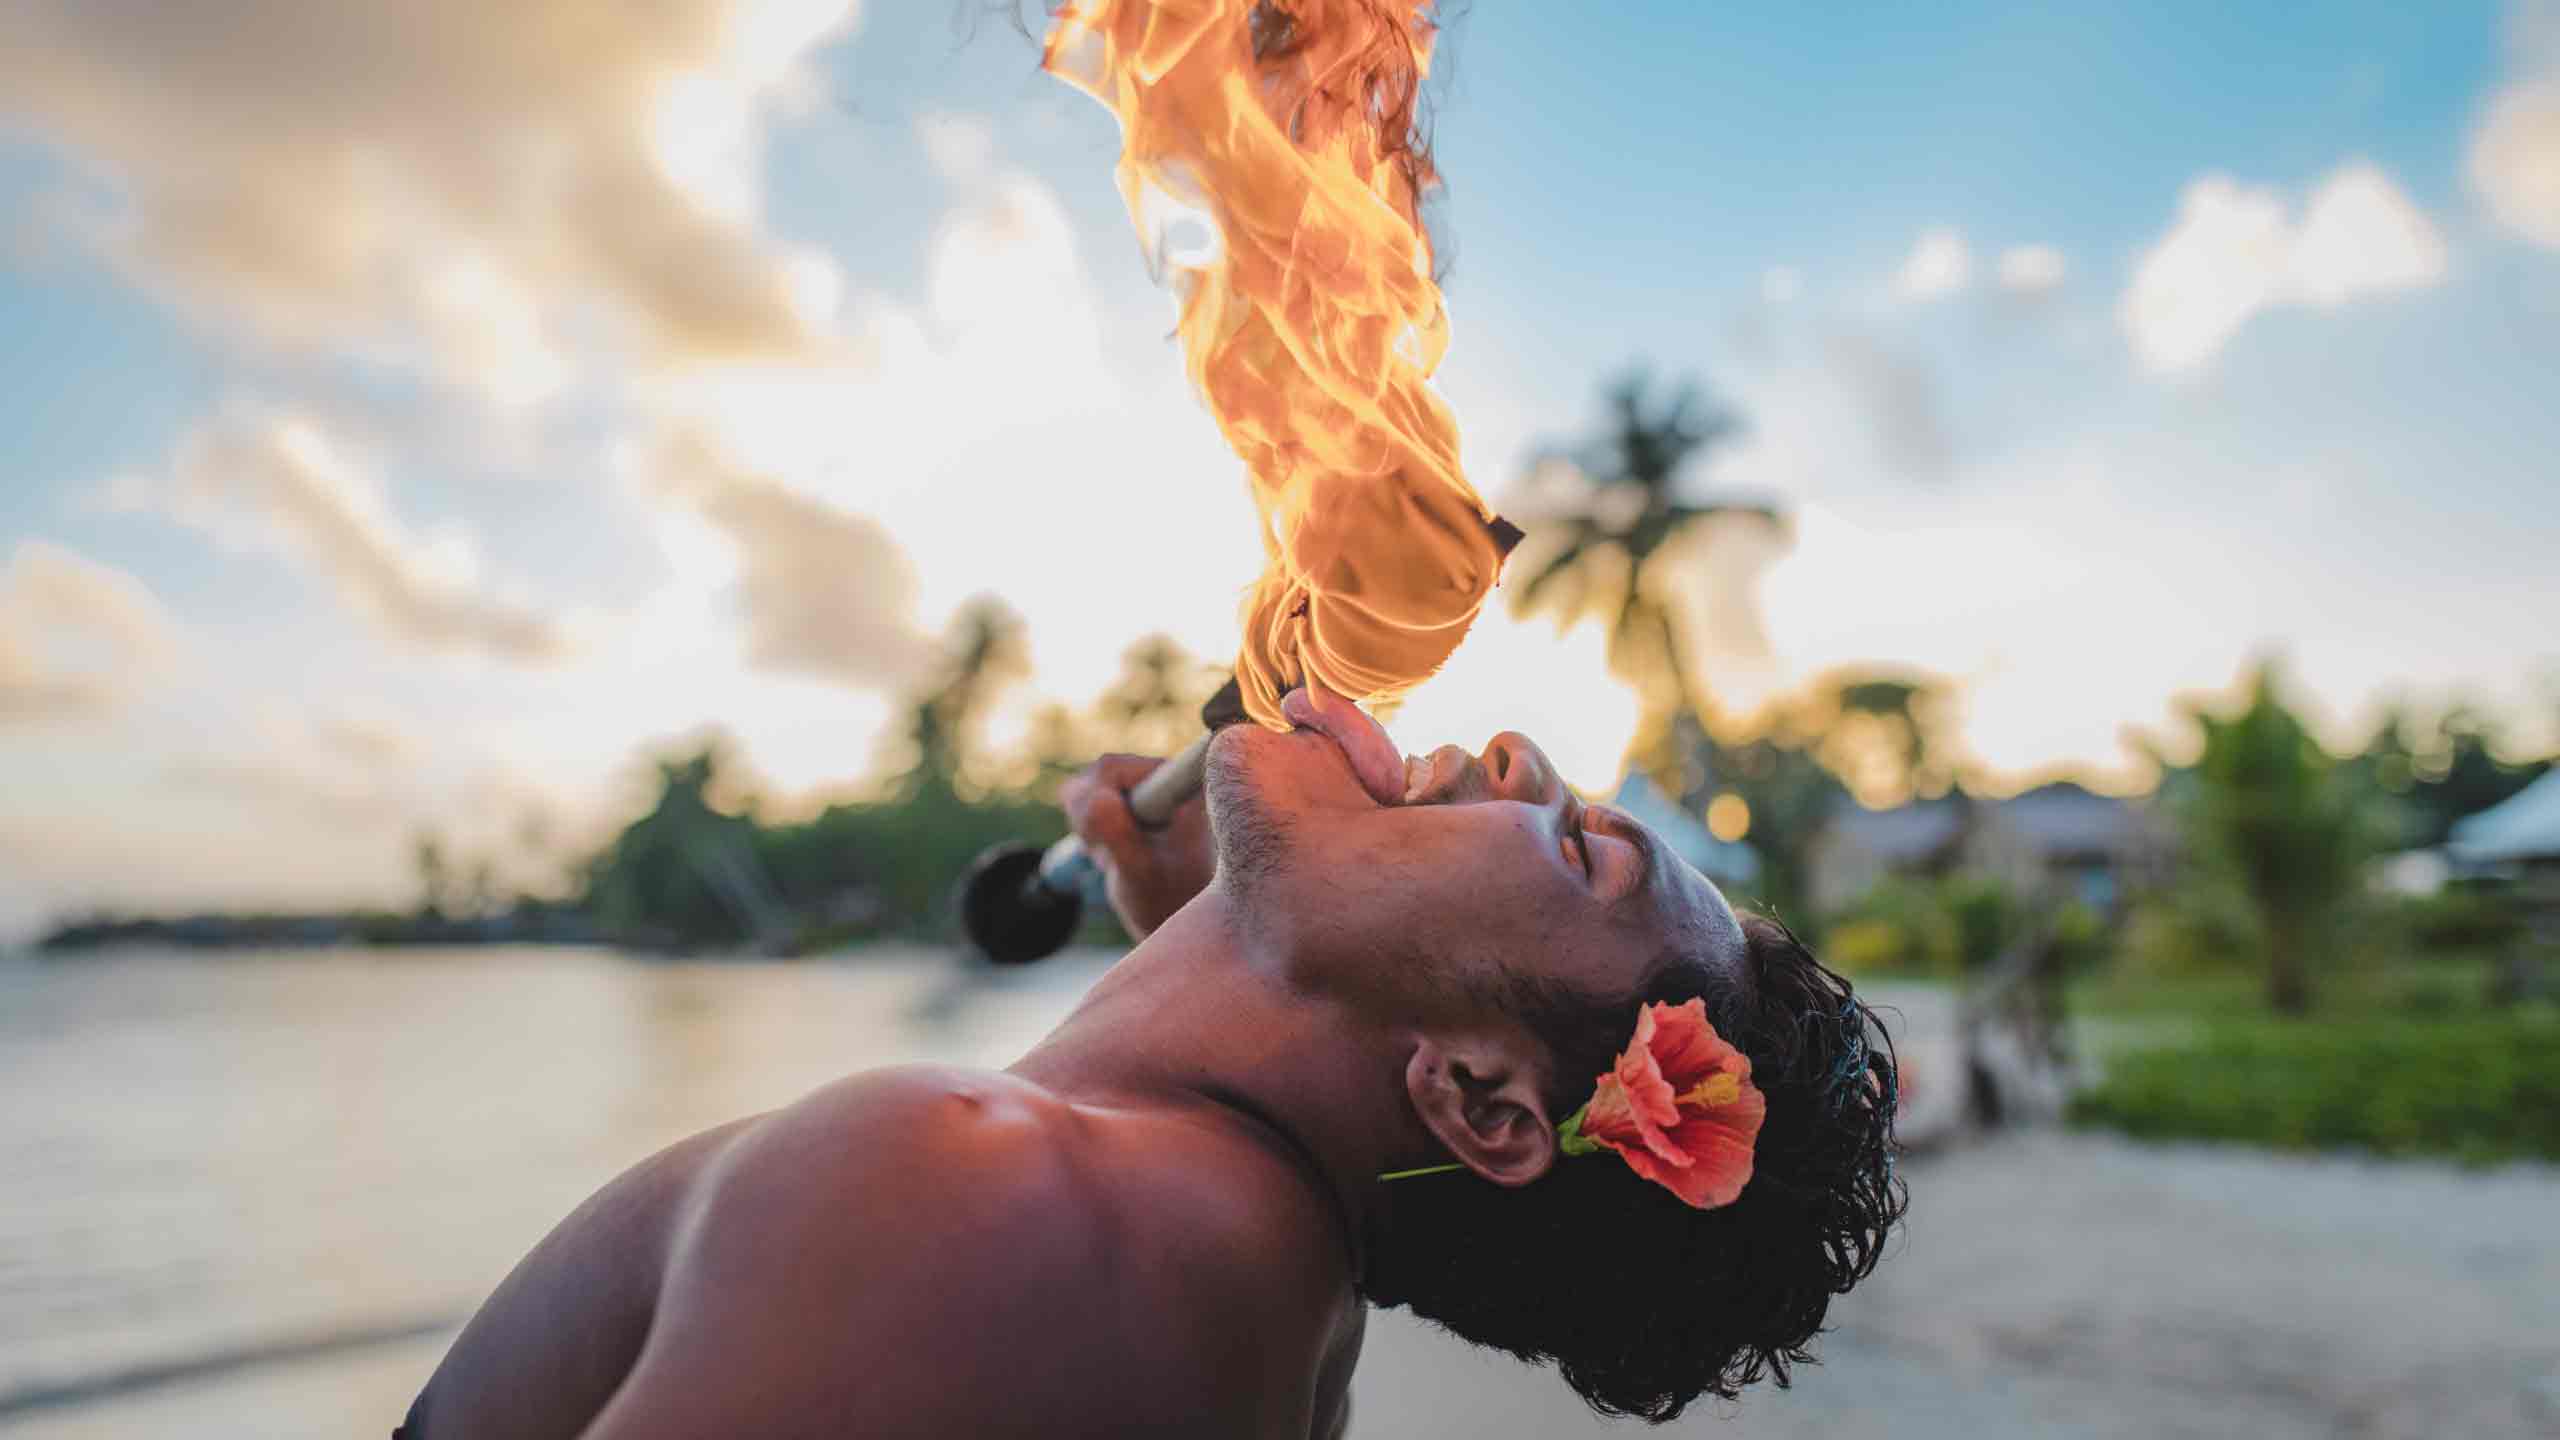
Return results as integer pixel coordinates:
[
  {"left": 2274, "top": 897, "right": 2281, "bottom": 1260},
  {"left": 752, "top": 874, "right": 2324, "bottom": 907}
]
[{"left": 2063, "top": 955, "right": 2560, "bottom": 1164}]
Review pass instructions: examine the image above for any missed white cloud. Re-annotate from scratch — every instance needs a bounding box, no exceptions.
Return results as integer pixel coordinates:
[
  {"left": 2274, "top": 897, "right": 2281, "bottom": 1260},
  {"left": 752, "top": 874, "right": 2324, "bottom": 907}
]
[
  {"left": 2119, "top": 161, "right": 2447, "bottom": 375},
  {"left": 2288, "top": 165, "right": 2451, "bottom": 303},
  {"left": 0, "top": 0, "right": 861, "bottom": 403},
  {"left": 649, "top": 431, "right": 936, "bottom": 691},
  {"left": 1894, "top": 226, "right": 1972, "bottom": 300},
  {"left": 1996, "top": 244, "right": 2068, "bottom": 294},
  {"left": 2467, "top": 2, "right": 2560, "bottom": 249},
  {"left": 0, "top": 540, "right": 176, "bottom": 722},
  {"left": 1762, "top": 265, "right": 1802, "bottom": 304},
  {"left": 1818, "top": 333, "right": 1950, "bottom": 479},
  {"left": 153, "top": 410, "right": 575, "bottom": 662},
  {"left": 161, "top": 700, "right": 446, "bottom": 828}
]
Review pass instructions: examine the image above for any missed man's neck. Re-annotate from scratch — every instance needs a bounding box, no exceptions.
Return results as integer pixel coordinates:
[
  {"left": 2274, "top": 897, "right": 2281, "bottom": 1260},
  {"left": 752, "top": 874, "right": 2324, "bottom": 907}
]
[{"left": 1007, "top": 888, "right": 1420, "bottom": 1280}]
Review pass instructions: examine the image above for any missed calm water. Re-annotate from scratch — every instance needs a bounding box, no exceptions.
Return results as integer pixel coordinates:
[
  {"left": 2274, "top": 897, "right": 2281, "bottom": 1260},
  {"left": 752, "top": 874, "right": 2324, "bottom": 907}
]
[{"left": 0, "top": 946, "right": 1112, "bottom": 1435}]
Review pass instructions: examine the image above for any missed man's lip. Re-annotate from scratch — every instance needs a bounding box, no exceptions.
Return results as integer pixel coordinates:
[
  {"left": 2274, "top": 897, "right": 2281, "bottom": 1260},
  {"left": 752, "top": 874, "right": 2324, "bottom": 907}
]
[{"left": 1279, "top": 683, "right": 1407, "bottom": 808}]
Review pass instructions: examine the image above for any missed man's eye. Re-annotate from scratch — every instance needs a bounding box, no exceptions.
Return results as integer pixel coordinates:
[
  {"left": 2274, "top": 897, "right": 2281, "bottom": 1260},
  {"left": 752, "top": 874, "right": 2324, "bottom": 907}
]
[{"left": 1562, "top": 828, "right": 1590, "bottom": 875}]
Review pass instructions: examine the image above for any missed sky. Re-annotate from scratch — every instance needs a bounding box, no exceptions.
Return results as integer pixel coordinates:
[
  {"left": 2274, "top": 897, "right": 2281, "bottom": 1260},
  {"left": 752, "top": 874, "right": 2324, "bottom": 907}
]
[{"left": 2, "top": 0, "right": 2556, "bottom": 935}]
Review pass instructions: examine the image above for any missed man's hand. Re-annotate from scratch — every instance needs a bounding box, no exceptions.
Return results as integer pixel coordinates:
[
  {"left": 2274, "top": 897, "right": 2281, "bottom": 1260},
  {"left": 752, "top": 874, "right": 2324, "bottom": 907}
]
[{"left": 1060, "top": 753, "right": 1214, "bottom": 940}]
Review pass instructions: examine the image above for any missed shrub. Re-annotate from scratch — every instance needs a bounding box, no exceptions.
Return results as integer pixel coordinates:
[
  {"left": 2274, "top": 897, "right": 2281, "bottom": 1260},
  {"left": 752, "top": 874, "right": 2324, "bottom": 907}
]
[
  {"left": 1824, "top": 874, "right": 2048, "bottom": 978},
  {"left": 2119, "top": 882, "right": 2263, "bottom": 979},
  {"left": 1823, "top": 917, "right": 1924, "bottom": 976},
  {"left": 2067, "top": 1011, "right": 2560, "bottom": 1163},
  {"left": 1823, "top": 878, "right": 1958, "bottom": 976},
  {"left": 2395, "top": 888, "right": 2526, "bottom": 955}
]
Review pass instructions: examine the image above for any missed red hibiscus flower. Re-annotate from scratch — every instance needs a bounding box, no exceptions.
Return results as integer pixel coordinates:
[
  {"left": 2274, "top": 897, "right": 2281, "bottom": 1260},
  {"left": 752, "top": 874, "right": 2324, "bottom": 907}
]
[{"left": 1562, "top": 998, "right": 1765, "bottom": 1209}]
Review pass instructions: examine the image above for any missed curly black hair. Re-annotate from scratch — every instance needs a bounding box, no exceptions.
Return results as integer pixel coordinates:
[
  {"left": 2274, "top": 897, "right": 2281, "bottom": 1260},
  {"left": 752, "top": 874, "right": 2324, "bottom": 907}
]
[{"left": 1361, "top": 913, "right": 1905, "bottom": 1422}]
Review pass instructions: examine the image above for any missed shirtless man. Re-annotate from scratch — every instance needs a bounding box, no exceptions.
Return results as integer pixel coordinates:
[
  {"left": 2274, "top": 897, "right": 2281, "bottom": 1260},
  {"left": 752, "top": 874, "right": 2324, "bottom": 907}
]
[{"left": 399, "top": 686, "right": 1903, "bottom": 1436}]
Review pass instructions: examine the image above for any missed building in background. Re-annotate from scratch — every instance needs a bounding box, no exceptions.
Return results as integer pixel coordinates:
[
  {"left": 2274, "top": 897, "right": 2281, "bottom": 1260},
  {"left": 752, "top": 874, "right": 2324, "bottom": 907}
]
[{"left": 1808, "top": 782, "right": 2176, "bottom": 917}]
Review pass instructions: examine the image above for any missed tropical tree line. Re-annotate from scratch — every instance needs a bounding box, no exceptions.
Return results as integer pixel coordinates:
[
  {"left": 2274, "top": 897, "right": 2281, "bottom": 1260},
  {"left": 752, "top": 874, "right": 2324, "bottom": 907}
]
[{"left": 563, "top": 603, "right": 1224, "bottom": 952}]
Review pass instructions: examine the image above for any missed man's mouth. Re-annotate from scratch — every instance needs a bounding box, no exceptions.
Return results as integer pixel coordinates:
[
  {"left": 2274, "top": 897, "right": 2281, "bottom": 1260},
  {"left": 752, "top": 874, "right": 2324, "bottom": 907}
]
[{"left": 1278, "top": 682, "right": 1413, "bottom": 808}]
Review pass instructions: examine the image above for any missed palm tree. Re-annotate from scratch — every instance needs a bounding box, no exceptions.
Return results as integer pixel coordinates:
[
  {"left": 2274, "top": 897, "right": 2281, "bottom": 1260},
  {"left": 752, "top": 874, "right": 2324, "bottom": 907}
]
[
  {"left": 1095, "top": 634, "right": 1218, "bottom": 759},
  {"left": 2183, "top": 662, "right": 2375, "bottom": 1015},
  {"left": 1819, "top": 670, "right": 1963, "bottom": 806},
  {"left": 1507, "top": 369, "right": 1782, "bottom": 780},
  {"left": 892, "top": 596, "right": 1031, "bottom": 801}
]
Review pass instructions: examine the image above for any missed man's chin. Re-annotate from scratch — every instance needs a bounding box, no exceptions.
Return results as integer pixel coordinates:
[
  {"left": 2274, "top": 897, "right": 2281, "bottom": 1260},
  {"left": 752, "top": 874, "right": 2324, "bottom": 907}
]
[{"left": 1209, "top": 723, "right": 1381, "bottom": 821}]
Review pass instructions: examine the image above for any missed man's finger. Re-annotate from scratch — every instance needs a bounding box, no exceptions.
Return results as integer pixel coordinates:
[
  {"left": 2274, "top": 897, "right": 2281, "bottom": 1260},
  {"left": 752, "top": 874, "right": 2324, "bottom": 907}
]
[
  {"left": 1086, "top": 753, "right": 1165, "bottom": 790},
  {"left": 1061, "top": 772, "right": 1131, "bottom": 844}
]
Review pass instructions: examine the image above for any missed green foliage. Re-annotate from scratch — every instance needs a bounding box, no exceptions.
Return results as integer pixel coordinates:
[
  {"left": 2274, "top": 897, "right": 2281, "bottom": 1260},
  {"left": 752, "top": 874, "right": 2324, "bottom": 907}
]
[
  {"left": 1823, "top": 873, "right": 2023, "bottom": 977},
  {"left": 2175, "top": 662, "right": 2380, "bottom": 1013},
  {"left": 2392, "top": 888, "right": 2528, "bottom": 955},
  {"left": 2117, "top": 879, "right": 2264, "bottom": 978},
  {"left": 581, "top": 744, "right": 770, "bottom": 949},
  {"left": 2071, "top": 953, "right": 2557, "bottom": 1161},
  {"left": 758, "top": 791, "right": 1068, "bottom": 946},
  {"left": 572, "top": 620, "right": 1214, "bottom": 953},
  {"left": 2068, "top": 1010, "right": 2560, "bottom": 1163},
  {"left": 1668, "top": 711, "right": 1844, "bottom": 928},
  {"left": 2047, "top": 900, "right": 2111, "bottom": 976}
]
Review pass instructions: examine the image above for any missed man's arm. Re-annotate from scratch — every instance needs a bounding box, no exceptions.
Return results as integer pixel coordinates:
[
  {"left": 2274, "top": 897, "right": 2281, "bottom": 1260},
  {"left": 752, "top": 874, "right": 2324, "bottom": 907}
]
[
  {"left": 1061, "top": 753, "right": 1214, "bottom": 938},
  {"left": 405, "top": 1119, "right": 755, "bottom": 1440},
  {"left": 576, "top": 1071, "right": 1295, "bottom": 1439}
]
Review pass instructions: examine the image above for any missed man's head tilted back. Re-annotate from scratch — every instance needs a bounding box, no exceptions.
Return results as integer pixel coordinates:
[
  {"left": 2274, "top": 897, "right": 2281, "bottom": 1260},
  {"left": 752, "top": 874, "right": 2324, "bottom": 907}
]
[{"left": 1209, "top": 689, "right": 1906, "bottom": 1422}]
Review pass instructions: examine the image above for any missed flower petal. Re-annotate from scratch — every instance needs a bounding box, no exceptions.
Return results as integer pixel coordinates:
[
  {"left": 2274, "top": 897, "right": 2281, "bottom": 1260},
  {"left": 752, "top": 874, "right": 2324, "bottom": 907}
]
[
  {"left": 1656, "top": 1083, "right": 1766, "bottom": 1208},
  {"left": 1569, "top": 998, "right": 1770, "bottom": 1209},
  {"left": 1577, "top": 1073, "right": 1644, "bottom": 1152},
  {"left": 1646, "top": 997, "right": 1752, "bottom": 1094}
]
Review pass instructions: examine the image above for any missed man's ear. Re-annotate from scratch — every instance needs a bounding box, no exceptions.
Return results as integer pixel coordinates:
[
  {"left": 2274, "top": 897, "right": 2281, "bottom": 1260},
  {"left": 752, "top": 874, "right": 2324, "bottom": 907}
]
[{"left": 1404, "top": 1032, "right": 1558, "bottom": 1188}]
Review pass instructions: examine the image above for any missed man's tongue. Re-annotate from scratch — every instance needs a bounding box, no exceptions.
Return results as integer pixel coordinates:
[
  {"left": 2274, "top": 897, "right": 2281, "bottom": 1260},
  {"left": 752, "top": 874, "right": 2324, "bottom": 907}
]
[{"left": 1280, "top": 683, "right": 1407, "bottom": 808}]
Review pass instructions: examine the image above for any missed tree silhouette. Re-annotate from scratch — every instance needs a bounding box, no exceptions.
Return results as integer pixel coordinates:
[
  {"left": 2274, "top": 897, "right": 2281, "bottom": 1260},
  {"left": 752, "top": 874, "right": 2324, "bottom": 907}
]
[
  {"left": 412, "top": 831, "right": 450, "bottom": 920},
  {"left": 891, "top": 595, "right": 1031, "bottom": 801},
  {"left": 1095, "top": 634, "right": 1220, "bottom": 758},
  {"left": 1508, "top": 369, "right": 1782, "bottom": 780},
  {"left": 2182, "top": 663, "right": 2375, "bottom": 1015},
  {"left": 2349, "top": 700, "right": 2551, "bottom": 848},
  {"left": 1813, "top": 669, "right": 1964, "bottom": 807},
  {"left": 583, "top": 741, "right": 770, "bottom": 948}
]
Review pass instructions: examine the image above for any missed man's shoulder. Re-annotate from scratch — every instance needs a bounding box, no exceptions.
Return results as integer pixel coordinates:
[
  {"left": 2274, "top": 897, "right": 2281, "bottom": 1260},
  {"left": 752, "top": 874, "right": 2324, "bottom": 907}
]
[
  {"left": 659, "top": 1065, "right": 1346, "bottom": 1432},
  {"left": 687, "top": 1064, "right": 1104, "bottom": 1258},
  {"left": 696, "top": 1064, "right": 1339, "bottom": 1298}
]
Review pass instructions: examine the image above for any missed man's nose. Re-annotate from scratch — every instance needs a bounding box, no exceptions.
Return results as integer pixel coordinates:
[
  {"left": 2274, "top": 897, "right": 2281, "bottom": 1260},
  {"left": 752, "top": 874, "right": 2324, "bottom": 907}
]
[{"left": 1482, "top": 732, "right": 1561, "bottom": 805}]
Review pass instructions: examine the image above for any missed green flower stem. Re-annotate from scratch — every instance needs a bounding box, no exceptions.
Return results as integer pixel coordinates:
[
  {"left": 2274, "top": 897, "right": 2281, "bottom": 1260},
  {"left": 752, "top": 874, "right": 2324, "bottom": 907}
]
[
  {"left": 1375, "top": 1162, "right": 1468, "bottom": 1182},
  {"left": 1378, "top": 1102, "right": 1600, "bottom": 1183}
]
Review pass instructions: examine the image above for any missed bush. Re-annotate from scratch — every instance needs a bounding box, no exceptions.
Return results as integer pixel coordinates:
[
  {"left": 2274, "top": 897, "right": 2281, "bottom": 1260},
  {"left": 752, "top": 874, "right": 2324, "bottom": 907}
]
[
  {"left": 2067, "top": 1011, "right": 2560, "bottom": 1163},
  {"left": 1823, "top": 879, "right": 1957, "bottom": 976},
  {"left": 2395, "top": 888, "right": 2526, "bottom": 955},
  {"left": 2047, "top": 900, "right": 2111, "bottom": 976},
  {"left": 1824, "top": 874, "right": 2032, "bottom": 978},
  {"left": 1823, "top": 917, "right": 1924, "bottom": 976},
  {"left": 2118, "top": 881, "right": 2264, "bottom": 978}
]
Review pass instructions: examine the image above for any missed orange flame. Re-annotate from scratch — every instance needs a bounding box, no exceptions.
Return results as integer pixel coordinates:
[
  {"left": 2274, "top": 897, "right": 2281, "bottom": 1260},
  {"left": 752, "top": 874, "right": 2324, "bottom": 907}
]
[{"left": 1044, "top": 0, "right": 1512, "bottom": 730}]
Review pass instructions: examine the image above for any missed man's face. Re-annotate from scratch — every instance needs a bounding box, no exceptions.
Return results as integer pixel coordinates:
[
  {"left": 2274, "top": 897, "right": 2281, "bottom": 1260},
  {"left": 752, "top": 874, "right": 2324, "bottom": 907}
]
[{"left": 1203, "top": 687, "right": 1747, "bottom": 1026}]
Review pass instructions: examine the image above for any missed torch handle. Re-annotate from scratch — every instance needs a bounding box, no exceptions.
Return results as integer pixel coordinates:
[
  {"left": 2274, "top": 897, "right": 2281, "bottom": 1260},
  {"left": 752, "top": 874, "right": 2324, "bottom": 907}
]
[
  {"left": 1033, "top": 731, "right": 1212, "bottom": 889},
  {"left": 960, "top": 677, "right": 1241, "bottom": 965},
  {"left": 1126, "top": 732, "right": 1214, "bottom": 827}
]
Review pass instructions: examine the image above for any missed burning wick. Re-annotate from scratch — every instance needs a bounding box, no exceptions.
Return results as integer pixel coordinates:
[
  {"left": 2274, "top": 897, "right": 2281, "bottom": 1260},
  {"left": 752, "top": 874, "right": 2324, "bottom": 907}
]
[{"left": 1045, "top": 0, "right": 1517, "bottom": 732}]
